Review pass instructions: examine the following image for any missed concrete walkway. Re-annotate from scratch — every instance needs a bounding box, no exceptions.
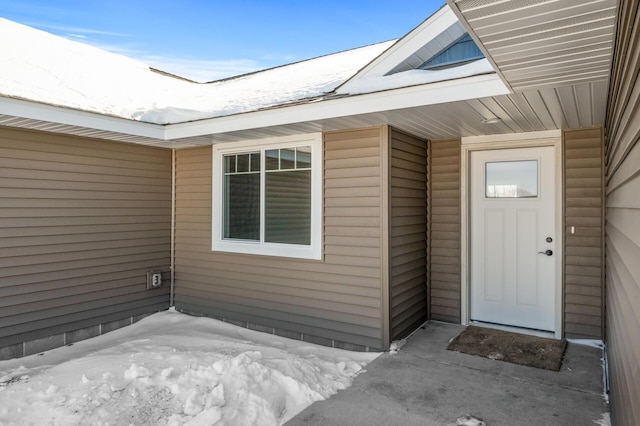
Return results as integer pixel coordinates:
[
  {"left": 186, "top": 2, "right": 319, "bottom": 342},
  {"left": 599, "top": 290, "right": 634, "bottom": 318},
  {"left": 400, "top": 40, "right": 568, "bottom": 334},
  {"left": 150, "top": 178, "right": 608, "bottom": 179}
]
[{"left": 287, "top": 321, "right": 608, "bottom": 426}]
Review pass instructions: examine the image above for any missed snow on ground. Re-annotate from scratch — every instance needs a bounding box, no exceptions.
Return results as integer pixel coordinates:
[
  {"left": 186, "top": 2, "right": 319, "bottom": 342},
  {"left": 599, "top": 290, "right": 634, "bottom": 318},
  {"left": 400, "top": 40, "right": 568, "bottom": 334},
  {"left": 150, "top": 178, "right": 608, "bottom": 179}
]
[
  {"left": 0, "top": 18, "right": 395, "bottom": 125},
  {"left": 0, "top": 310, "right": 379, "bottom": 425},
  {"left": 388, "top": 339, "right": 407, "bottom": 355},
  {"left": 594, "top": 413, "right": 612, "bottom": 426}
]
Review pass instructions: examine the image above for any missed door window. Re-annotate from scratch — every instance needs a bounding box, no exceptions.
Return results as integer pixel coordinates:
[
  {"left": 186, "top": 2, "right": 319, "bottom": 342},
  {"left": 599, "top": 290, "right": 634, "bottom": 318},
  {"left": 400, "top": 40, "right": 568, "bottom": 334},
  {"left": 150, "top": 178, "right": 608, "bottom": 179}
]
[{"left": 485, "top": 160, "right": 538, "bottom": 198}]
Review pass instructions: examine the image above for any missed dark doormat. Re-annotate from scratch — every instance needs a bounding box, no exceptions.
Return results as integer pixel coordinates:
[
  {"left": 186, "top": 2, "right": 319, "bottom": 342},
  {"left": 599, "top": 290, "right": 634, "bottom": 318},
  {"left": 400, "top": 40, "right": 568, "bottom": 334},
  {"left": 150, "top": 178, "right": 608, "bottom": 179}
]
[{"left": 447, "top": 326, "right": 567, "bottom": 371}]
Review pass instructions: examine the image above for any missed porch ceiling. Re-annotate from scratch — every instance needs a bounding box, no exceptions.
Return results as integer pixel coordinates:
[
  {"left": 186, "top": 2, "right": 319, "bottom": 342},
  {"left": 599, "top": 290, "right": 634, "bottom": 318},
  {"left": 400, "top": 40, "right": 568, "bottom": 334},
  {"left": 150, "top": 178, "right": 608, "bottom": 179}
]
[{"left": 446, "top": 0, "right": 618, "bottom": 92}]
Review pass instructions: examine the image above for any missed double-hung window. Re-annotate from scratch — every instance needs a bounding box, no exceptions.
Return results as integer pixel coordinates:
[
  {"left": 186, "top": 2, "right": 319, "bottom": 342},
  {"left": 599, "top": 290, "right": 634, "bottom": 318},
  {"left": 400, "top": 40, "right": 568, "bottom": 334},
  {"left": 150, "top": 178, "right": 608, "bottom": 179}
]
[{"left": 212, "top": 133, "right": 322, "bottom": 259}]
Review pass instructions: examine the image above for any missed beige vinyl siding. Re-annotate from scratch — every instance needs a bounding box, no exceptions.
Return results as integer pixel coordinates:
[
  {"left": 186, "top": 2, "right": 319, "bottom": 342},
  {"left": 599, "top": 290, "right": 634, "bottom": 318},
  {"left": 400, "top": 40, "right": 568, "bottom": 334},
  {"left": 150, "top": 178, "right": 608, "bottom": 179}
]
[
  {"left": 604, "top": 0, "right": 640, "bottom": 424},
  {"left": 389, "top": 128, "right": 427, "bottom": 340},
  {"left": 427, "top": 139, "right": 461, "bottom": 323},
  {"left": 0, "top": 127, "right": 171, "bottom": 354},
  {"left": 174, "top": 127, "right": 385, "bottom": 350},
  {"left": 563, "top": 128, "right": 605, "bottom": 339}
]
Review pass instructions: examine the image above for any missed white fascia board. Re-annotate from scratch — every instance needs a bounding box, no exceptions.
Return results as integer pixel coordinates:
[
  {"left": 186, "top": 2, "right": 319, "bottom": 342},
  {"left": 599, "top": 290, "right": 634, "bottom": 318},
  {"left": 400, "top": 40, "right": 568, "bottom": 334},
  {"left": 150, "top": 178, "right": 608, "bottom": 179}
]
[
  {"left": 338, "top": 5, "right": 459, "bottom": 90},
  {"left": 0, "top": 74, "right": 510, "bottom": 143},
  {"left": 0, "top": 96, "right": 165, "bottom": 140},
  {"left": 164, "top": 73, "right": 510, "bottom": 140}
]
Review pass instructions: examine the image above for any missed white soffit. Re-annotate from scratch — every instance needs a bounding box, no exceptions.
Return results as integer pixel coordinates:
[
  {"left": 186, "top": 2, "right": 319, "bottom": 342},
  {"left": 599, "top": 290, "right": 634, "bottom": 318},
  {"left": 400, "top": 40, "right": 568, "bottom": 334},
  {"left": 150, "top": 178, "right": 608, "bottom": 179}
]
[
  {"left": 202, "top": 78, "right": 608, "bottom": 143},
  {"left": 448, "top": 0, "right": 618, "bottom": 92}
]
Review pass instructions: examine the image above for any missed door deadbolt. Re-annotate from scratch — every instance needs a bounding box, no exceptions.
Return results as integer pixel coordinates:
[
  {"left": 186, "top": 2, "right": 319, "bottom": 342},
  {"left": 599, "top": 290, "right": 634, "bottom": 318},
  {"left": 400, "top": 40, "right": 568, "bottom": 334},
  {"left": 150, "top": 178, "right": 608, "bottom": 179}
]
[
  {"left": 538, "top": 250, "right": 553, "bottom": 256},
  {"left": 546, "top": 237, "right": 553, "bottom": 243}
]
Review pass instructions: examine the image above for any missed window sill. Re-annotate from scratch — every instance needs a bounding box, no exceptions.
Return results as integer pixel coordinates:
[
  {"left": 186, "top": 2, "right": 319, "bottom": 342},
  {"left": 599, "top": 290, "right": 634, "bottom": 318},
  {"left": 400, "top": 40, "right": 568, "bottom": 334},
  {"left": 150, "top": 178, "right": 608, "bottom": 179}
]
[{"left": 212, "top": 240, "right": 322, "bottom": 260}]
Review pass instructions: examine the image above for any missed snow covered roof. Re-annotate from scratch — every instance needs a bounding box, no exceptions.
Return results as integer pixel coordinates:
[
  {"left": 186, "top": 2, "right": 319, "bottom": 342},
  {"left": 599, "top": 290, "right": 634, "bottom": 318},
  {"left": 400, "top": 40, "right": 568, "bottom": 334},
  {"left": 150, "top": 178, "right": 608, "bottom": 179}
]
[
  {"left": 0, "top": 9, "right": 497, "bottom": 128},
  {"left": 0, "top": 17, "right": 396, "bottom": 125}
]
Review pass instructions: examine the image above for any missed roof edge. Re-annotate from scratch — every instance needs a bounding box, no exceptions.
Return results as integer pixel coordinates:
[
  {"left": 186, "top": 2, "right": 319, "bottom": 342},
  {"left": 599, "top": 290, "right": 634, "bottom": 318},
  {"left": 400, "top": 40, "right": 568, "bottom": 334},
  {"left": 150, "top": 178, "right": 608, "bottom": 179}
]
[
  {"left": 336, "top": 4, "right": 459, "bottom": 93},
  {"left": 165, "top": 73, "right": 509, "bottom": 141},
  {"left": 203, "top": 39, "right": 398, "bottom": 85},
  {"left": 445, "top": 0, "right": 517, "bottom": 93},
  {"left": 0, "top": 71, "right": 510, "bottom": 147},
  {"left": 0, "top": 96, "right": 166, "bottom": 140}
]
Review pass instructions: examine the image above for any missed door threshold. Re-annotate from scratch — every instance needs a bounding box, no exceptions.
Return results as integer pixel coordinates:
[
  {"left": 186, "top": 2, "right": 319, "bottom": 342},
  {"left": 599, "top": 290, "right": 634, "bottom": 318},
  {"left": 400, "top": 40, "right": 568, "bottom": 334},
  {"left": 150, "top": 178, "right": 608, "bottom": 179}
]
[{"left": 469, "top": 321, "right": 557, "bottom": 339}]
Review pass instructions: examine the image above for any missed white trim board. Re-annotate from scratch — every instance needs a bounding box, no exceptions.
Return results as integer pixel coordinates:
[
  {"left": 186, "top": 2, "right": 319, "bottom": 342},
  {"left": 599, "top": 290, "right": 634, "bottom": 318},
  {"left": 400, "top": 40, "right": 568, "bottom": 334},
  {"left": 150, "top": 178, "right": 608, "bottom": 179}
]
[
  {"left": 1, "top": 73, "right": 508, "bottom": 146},
  {"left": 462, "top": 130, "right": 562, "bottom": 145},
  {"left": 0, "top": 97, "right": 165, "bottom": 140},
  {"left": 337, "top": 5, "right": 459, "bottom": 85}
]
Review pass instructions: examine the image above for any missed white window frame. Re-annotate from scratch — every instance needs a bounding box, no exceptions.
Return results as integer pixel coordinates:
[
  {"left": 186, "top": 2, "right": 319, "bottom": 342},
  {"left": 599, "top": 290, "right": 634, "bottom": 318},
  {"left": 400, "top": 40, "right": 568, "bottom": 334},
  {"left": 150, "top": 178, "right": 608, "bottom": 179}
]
[{"left": 212, "top": 133, "right": 323, "bottom": 260}]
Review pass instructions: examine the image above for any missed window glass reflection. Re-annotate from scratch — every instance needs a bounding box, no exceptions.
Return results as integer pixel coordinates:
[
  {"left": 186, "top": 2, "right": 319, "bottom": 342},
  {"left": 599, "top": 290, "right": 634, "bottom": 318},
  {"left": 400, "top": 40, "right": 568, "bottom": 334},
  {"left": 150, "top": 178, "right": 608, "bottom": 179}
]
[{"left": 486, "top": 160, "right": 538, "bottom": 198}]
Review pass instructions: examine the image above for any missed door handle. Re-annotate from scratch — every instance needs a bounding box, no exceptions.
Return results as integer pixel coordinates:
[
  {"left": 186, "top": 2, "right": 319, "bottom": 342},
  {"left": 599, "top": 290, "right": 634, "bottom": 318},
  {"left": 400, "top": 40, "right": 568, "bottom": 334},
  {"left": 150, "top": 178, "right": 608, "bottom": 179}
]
[{"left": 538, "top": 250, "right": 553, "bottom": 256}]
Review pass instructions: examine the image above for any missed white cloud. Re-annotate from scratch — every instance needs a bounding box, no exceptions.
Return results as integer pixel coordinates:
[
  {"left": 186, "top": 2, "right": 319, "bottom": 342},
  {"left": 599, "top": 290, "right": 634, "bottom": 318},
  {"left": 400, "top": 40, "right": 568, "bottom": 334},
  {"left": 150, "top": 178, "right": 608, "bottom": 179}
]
[
  {"left": 261, "top": 54, "right": 297, "bottom": 62},
  {"left": 25, "top": 21, "right": 127, "bottom": 37},
  {"left": 17, "top": 19, "right": 274, "bottom": 82},
  {"left": 54, "top": 34, "right": 266, "bottom": 82}
]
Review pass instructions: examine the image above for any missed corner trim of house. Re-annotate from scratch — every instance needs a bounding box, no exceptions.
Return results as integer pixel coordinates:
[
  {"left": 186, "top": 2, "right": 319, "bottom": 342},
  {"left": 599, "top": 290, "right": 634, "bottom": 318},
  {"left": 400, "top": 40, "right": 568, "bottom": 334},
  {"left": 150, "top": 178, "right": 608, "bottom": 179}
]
[
  {"left": 460, "top": 144, "right": 469, "bottom": 325},
  {"left": 381, "top": 125, "right": 391, "bottom": 349},
  {"left": 170, "top": 148, "right": 176, "bottom": 307},
  {"left": 460, "top": 132, "right": 563, "bottom": 338}
]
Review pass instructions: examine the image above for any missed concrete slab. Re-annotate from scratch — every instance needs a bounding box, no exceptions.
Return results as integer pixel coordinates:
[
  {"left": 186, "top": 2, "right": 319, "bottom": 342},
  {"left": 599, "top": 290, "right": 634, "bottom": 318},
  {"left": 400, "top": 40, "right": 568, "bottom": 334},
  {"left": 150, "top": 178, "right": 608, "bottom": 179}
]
[{"left": 286, "top": 321, "right": 608, "bottom": 426}]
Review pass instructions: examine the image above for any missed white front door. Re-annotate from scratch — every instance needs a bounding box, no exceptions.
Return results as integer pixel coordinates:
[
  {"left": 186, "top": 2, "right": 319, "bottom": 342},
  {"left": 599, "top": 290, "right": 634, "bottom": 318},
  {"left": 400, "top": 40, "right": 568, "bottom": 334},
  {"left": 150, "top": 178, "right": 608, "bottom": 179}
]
[{"left": 470, "top": 146, "right": 556, "bottom": 332}]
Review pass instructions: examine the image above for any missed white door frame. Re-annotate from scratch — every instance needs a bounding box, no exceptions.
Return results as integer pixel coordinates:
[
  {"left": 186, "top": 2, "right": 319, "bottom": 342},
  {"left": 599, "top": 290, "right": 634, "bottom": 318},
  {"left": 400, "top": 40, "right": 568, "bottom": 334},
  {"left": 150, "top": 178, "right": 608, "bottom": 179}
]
[{"left": 460, "top": 130, "right": 563, "bottom": 338}]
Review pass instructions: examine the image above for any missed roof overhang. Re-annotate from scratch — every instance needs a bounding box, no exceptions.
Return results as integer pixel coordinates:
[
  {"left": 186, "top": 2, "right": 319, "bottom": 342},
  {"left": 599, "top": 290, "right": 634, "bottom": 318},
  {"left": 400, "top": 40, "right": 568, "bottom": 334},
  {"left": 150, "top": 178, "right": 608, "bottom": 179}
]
[
  {"left": 0, "top": 72, "right": 509, "bottom": 147},
  {"left": 0, "top": 1, "right": 618, "bottom": 147},
  {"left": 446, "top": 0, "right": 617, "bottom": 92},
  {"left": 0, "top": 96, "right": 166, "bottom": 145},
  {"left": 164, "top": 73, "right": 507, "bottom": 141},
  {"left": 0, "top": 73, "right": 611, "bottom": 147}
]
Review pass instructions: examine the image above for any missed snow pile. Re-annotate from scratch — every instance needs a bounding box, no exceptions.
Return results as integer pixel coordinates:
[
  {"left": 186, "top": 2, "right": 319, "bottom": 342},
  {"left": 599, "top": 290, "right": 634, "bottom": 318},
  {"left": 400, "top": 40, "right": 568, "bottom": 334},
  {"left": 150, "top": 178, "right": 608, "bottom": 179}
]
[
  {"left": 446, "top": 414, "right": 486, "bottom": 426},
  {"left": 594, "top": 412, "right": 611, "bottom": 426},
  {"left": 0, "top": 18, "right": 395, "bottom": 124},
  {"left": 0, "top": 310, "right": 379, "bottom": 425},
  {"left": 388, "top": 339, "right": 407, "bottom": 355}
]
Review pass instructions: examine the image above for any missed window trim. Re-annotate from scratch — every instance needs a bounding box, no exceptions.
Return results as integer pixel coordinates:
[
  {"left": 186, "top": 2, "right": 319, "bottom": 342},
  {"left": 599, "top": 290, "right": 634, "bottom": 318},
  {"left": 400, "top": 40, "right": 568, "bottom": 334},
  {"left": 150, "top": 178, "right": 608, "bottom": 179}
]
[{"left": 212, "top": 133, "right": 323, "bottom": 260}]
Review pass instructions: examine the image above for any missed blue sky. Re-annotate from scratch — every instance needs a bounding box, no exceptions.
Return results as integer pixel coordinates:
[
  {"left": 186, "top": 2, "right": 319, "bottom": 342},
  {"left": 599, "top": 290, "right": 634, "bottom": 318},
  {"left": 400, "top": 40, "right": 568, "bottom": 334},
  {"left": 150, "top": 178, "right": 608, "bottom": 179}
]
[{"left": 1, "top": 0, "right": 444, "bottom": 82}]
